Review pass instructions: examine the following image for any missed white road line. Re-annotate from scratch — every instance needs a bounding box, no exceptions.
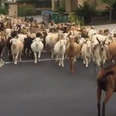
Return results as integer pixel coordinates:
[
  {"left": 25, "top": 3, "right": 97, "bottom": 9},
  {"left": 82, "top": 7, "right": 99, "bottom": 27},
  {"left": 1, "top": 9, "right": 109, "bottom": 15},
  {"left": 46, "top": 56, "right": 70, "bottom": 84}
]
[{"left": 5, "top": 58, "right": 65, "bottom": 64}]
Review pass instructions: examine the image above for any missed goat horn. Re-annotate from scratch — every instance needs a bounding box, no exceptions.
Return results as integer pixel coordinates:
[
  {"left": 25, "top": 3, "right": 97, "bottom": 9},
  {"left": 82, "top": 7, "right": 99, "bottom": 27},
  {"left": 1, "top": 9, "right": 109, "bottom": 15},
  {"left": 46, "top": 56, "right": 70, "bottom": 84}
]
[{"left": 96, "top": 37, "right": 100, "bottom": 44}]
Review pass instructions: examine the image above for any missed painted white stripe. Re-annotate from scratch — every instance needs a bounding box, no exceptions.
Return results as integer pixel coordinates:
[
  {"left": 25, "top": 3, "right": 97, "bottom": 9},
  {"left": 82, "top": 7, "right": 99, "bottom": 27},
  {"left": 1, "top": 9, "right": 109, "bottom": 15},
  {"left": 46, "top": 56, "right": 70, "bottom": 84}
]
[{"left": 5, "top": 58, "right": 66, "bottom": 64}]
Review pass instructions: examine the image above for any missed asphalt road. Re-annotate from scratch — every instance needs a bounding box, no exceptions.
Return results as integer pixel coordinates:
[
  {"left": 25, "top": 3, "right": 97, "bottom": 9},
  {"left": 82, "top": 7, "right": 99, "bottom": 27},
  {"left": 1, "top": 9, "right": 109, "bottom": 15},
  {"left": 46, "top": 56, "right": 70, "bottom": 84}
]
[
  {"left": 0, "top": 59, "right": 116, "bottom": 116},
  {"left": 95, "top": 24, "right": 116, "bottom": 32}
]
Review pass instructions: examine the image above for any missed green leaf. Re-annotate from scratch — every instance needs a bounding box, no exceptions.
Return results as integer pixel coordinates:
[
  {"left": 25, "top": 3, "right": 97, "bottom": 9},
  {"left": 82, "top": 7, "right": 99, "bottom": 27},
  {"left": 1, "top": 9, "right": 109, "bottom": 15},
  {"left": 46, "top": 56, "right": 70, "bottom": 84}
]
[{"left": 101, "top": 0, "right": 116, "bottom": 6}]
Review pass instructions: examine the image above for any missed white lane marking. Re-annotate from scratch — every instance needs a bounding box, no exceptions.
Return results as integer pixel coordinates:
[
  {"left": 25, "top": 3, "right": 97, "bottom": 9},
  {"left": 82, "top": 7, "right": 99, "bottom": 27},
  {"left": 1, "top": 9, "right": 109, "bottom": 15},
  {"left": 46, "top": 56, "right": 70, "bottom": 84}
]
[{"left": 5, "top": 58, "right": 65, "bottom": 64}]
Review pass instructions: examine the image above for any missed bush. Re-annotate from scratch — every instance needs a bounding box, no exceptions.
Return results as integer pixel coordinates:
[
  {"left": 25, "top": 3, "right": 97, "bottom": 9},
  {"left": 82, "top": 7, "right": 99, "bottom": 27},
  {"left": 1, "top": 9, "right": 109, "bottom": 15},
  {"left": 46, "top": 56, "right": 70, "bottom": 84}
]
[
  {"left": 57, "top": 7, "right": 65, "bottom": 14},
  {"left": 18, "top": 5, "right": 36, "bottom": 16},
  {"left": 0, "top": 7, "right": 8, "bottom": 15},
  {"left": 55, "top": 0, "right": 65, "bottom": 14},
  {"left": 69, "top": 12, "right": 84, "bottom": 25}
]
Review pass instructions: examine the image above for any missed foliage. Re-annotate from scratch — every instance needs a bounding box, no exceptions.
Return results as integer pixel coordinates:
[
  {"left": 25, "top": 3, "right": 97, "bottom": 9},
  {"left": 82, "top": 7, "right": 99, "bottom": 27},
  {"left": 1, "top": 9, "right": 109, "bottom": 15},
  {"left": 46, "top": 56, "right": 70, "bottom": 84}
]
[
  {"left": 17, "top": 0, "right": 37, "bottom": 3},
  {"left": 100, "top": 0, "right": 116, "bottom": 22},
  {"left": 18, "top": 5, "right": 36, "bottom": 16},
  {"left": 56, "top": 0, "right": 65, "bottom": 14},
  {"left": 17, "top": 0, "right": 51, "bottom": 3},
  {"left": 57, "top": 6, "right": 65, "bottom": 14},
  {"left": 69, "top": 12, "right": 84, "bottom": 25},
  {"left": 74, "top": 1, "right": 97, "bottom": 24},
  {"left": 0, "top": 6, "right": 8, "bottom": 15},
  {"left": 100, "top": 0, "right": 116, "bottom": 6}
]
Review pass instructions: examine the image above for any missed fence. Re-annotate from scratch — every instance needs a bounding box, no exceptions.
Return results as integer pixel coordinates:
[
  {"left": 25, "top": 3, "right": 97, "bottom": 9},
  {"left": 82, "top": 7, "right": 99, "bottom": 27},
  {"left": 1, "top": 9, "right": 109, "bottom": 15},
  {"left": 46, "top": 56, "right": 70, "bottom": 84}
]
[{"left": 51, "top": 13, "right": 69, "bottom": 23}]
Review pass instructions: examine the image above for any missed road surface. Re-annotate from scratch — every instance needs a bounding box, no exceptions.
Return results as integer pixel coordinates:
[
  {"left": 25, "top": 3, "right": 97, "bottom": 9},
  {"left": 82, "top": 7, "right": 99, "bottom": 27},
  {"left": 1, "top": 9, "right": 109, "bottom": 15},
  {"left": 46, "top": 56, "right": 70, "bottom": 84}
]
[
  {"left": 0, "top": 59, "right": 116, "bottom": 116},
  {"left": 0, "top": 23, "right": 116, "bottom": 116}
]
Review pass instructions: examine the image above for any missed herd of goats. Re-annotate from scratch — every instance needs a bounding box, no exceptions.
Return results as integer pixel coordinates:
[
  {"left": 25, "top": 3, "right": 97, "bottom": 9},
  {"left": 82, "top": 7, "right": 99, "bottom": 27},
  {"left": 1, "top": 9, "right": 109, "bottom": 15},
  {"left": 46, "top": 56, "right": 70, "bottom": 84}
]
[
  {"left": 0, "top": 15, "right": 116, "bottom": 116},
  {"left": 0, "top": 15, "right": 116, "bottom": 71}
]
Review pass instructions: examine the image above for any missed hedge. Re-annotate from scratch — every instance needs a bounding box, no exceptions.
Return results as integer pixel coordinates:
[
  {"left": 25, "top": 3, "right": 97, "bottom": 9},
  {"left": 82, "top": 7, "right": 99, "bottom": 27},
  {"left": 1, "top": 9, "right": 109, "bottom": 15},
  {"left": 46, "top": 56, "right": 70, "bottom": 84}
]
[
  {"left": 0, "top": 7, "right": 8, "bottom": 15},
  {"left": 18, "top": 5, "right": 36, "bottom": 16}
]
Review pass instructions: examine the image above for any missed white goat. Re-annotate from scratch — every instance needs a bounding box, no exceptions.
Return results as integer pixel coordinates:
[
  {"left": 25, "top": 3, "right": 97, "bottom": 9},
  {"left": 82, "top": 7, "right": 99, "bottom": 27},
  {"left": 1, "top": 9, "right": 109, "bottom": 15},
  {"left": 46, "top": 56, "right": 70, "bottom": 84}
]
[
  {"left": 92, "top": 37, "right": 107, "bottom": 66},
  {"left": 81, "top": 39, "right": 92, "bottom": 67},
  {"left": 45, "top": 33, "right": 59, "bottom": 58},
  {"left": 54, "top": 39, "right": 67, "bottom": 67},
  {"left": 31, "top": 38, "right": 44, "bottom": 63},
  {"left": 5, "top": 28, "right": 12, "bottom": 39},
  {"left": 10, "top": 38, "right": 24, "bottom": 64}
]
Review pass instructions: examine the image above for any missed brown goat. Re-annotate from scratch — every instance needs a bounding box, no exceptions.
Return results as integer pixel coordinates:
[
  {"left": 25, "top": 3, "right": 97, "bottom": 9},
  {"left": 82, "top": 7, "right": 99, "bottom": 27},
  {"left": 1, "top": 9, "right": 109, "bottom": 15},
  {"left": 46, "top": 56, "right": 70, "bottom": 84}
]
[
  {"left": 66, "top": 37, "right": 81, "bottom": 73},
  {"left": 107, "top": 42, "right": 116, "bottom": 61}
]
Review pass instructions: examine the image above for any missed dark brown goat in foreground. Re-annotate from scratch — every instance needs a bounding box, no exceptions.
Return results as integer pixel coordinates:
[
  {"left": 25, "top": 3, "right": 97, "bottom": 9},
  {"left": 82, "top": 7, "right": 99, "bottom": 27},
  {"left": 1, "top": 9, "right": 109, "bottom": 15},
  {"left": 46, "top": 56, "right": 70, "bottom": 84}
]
[{"left": 97, "top": 65, "right": 116, "bottom": 116}]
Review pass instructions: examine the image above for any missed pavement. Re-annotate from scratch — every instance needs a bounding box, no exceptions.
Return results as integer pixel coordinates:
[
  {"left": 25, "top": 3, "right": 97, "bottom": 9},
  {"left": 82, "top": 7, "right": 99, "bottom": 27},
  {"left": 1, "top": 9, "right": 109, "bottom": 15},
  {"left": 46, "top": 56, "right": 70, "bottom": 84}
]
[
  {"left": 1, "top": 59, "right": 116, "bottom": 116},
  {"left": 33, "top": 15, "right": 43, "bottom": 23},
  {"left": 95, "top": 24, "right": 116, "bottom": 32}
]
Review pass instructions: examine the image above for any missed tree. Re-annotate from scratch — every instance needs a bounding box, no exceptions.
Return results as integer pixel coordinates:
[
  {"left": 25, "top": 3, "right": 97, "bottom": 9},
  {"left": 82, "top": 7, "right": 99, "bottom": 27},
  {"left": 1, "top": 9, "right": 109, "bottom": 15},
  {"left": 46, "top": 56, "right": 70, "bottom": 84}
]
[
  {"left": 17, "top": 0, "right": 51, "bottom": 3},
  {"left": 75, "top": 1, "right": 96, "bottom": 24},
  {"left": 101, "top": 0, "right": 116, "bottom": 22},
  {"left": 17, "top": 0, "right": 36, "bottom": 3}
]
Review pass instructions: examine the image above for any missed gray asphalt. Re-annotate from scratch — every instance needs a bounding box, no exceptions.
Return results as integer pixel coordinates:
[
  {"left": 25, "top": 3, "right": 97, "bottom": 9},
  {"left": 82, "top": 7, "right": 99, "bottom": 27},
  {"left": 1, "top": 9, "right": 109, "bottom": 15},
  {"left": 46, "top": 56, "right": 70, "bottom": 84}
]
[{"left": 0, "top": 59, "right": 116, "bottom": 116}]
